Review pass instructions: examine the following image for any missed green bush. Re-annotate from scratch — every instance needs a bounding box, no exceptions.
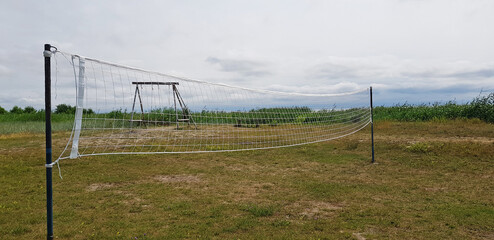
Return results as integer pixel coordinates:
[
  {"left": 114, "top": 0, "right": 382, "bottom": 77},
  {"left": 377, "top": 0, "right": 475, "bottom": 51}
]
[
  {"left": 83, "top": 108, "right": 94, "bottom": 114},
  {"left": 107, "top": 109, "right": 124, "bottom": 119},
  {"left": 463, "top": 92, "right": 494, "bottom": 123},
  {"left": 406, "top": 142, "right": 431, "bottom": 153},
  {"left": 54, "top": 104, "right": 93, "bottom": 115},
  {"left": 10, "top": 106, "right": 23, "bottom": 114},
  {"left": 0, "top": 106, "right": 6, "bottom": 114},
  {"left": 295, "top": 114, "right": 307, "bottom": 124},
  {"left": 23, "top": 106, "right": 36, "bottom": 114},
  {"left": 55, "top": 104, "right": 76, "bottom": 114}
]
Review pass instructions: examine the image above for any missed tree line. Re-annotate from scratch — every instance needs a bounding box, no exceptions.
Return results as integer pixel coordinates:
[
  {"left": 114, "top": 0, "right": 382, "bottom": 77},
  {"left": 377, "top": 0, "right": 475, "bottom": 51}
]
[{"left": 0, "top": 104, "right": 94, "bottom": 115}]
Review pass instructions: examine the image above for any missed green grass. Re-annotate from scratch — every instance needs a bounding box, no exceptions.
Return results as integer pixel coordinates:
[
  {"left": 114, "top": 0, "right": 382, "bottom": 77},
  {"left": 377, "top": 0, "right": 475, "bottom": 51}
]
[
  {"left": 0, "top": 121, "right": 74, "bottom": 134},
  {"left": 0, "top": 113, "right": 74, "bottom": 134},
  {"left": 374, "top": 92, "right": 494, "bottom": 123},
  {"left": 0, "top": 120, "right": 493, "bottom": 239},
  {"left": 0, "top": 112, "right": 74, "bottom": 122},
  {"left": 241, "top": 204, "right": 276, "bottom": 217}
]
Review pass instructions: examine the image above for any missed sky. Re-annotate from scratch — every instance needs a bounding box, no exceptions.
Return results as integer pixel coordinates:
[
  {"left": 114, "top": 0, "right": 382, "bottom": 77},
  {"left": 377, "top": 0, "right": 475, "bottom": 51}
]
[{"left": 1, "top": 0, "right": 493, "bottom": 110}]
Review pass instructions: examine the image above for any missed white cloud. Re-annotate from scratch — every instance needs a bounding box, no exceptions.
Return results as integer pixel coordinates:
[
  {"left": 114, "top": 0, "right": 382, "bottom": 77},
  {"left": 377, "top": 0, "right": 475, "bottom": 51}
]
[
  {"left": 206, "top": 57, "right": 271, "bottom": 77},
  {"left": 0, "top": 0, "right": 493, "bottom": 109}
]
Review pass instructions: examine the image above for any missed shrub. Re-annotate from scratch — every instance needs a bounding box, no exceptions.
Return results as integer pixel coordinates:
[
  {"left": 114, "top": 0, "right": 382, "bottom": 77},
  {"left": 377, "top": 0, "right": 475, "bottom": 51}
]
[
  {"left": 464, "top": 92, "right": 494, "bottom": 123},
  {"left": 296, "top": 114, "right": 307, "bottom": 124},
  {"left": 10, "top": 106, "right": 23, "bottom": 114},
  {"left": 54, "top": 104, "right": 93, "bottom": 115},
  {"left": 23, "top": 106, "right": 36, "bottom": 113},
  {"left": 83, "top": 108, "right": 94, "bottom": 114},
  {"left": 0, "top": 106, "right": 6, "bottom": 114},
  {"left": 55, "top": 104, "right": 76, "bottom": 114},
  {"left": 108, "top": 110, "right": 124, "bottom": 118},
  {"left": 406, "top": 142, "right": 431, "bottom": 153}
]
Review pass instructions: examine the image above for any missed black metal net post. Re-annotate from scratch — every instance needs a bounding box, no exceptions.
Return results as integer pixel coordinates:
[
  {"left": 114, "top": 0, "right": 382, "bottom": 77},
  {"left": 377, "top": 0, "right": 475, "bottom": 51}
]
[
  {"left": 370, "top": 86, "right": 375, "bottom": 163},
  {"left": 44, "top": 44, "right": 54, "bottom": 240}
]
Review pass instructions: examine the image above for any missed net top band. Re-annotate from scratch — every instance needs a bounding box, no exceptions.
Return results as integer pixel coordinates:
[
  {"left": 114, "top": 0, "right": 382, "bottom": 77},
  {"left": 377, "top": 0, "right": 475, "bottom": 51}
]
[{"left": 56, "top": 50, "right": 369, "bottom": 97}]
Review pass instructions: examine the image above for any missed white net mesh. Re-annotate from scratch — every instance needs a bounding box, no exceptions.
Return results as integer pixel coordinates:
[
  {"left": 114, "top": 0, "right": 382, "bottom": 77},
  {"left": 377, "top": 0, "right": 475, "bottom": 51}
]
[{"left": 52, "top": 51, "right": 371, "bottom": 161}]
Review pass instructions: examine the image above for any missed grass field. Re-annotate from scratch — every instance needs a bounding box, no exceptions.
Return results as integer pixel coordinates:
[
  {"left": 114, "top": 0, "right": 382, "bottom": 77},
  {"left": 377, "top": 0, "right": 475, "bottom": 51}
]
[{"left": 1, "top": 119, "right": 493, "bottom": 239}]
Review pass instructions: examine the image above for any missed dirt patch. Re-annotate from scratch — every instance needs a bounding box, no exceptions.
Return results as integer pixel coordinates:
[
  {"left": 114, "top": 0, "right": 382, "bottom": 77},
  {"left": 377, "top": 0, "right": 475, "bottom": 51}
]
[
  {"left": 352, "top": 232, "right": 366, "bottom": 240},
  {"left": 229, "top": 182, "right": 276, "bottom": 202},
  {"left": 425, "top": 187, "right": 447, "bottom": 192},
  {"left": 116, "top": 190, "right": 144, "bottom": 205},
  {"left": 153, "top": 174, "right": 201, "bottom": 183},
  {"left": 289, "top": 200, "right": 343, "bottom": 219},
  {"left": 86, "top": 183, "right": 118, "bottom": 192},
  {"left": 225, "top": 164, "right": 259, "bottom": 172}
]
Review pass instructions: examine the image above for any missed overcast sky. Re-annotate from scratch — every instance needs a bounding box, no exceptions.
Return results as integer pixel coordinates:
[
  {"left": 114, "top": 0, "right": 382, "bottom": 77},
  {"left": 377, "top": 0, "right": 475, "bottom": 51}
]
[{"left": 1, "top": 0, "right": 493, "bottom": 110}]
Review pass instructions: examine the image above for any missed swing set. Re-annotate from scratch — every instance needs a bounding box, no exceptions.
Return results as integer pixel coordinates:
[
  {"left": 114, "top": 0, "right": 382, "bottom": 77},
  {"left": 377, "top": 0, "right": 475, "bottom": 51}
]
[{"left": 130, "top": 81, "right": 197, "bottom": 129}]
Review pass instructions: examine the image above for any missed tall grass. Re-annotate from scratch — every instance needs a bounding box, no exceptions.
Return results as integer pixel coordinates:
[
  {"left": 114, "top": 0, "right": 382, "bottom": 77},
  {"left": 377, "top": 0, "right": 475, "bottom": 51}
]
[
  {"left": 373, "top": 102, "right": 468, "bottom": 122},
  {"left": 463, "top": 92, "right": 494, "bottom": 123},
  {"left": 374, "top": 92, "right": 494, "bottom": 123}
]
